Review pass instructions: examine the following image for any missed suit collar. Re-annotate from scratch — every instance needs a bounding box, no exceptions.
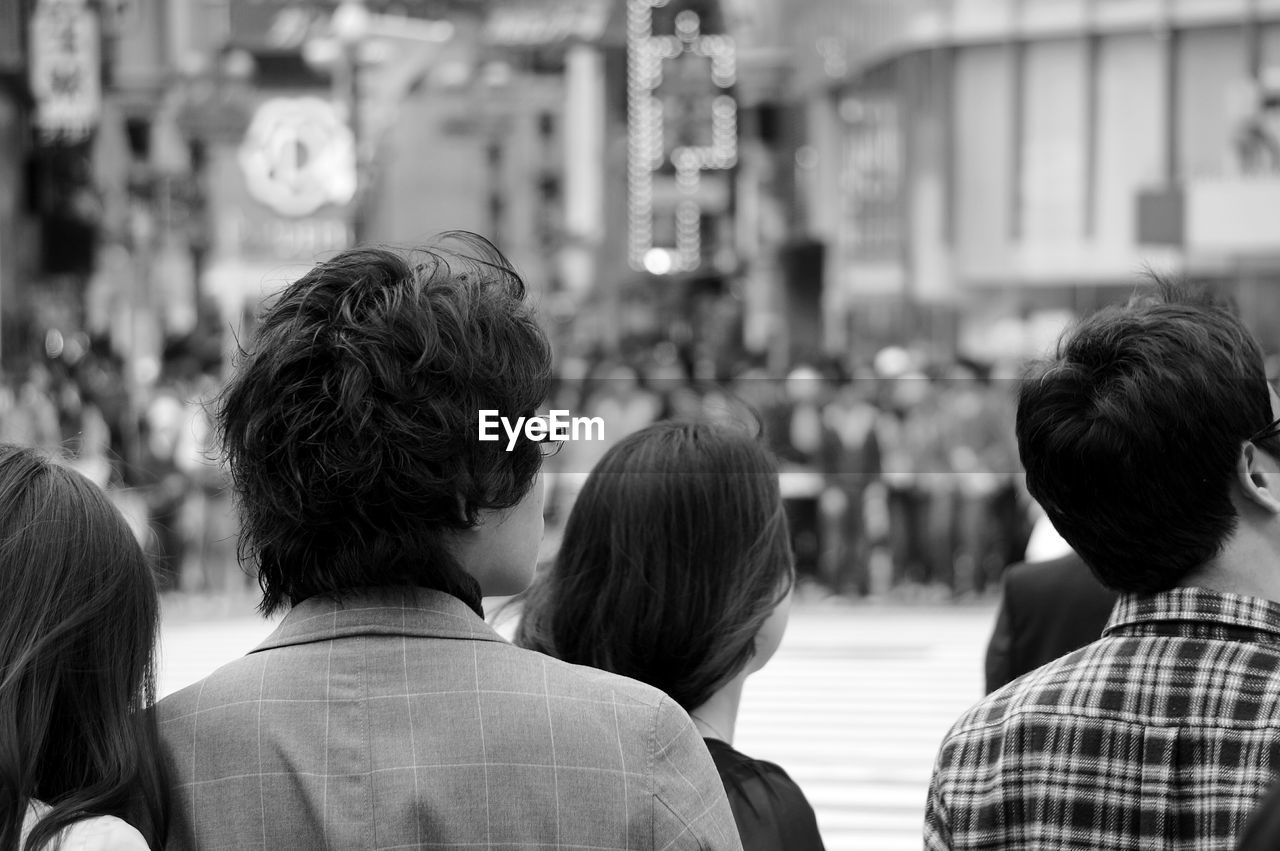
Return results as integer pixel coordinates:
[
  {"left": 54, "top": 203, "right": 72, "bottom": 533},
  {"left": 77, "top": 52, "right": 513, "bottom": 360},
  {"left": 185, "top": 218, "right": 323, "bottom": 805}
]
[{"left": 250, "top": 586, "right": 508, "bottom": 653}]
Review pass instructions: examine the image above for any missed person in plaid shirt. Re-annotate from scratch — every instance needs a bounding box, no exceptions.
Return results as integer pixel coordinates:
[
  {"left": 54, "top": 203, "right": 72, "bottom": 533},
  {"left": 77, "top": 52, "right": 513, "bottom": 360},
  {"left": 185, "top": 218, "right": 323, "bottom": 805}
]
[{"left": 925, "top": 279, "right": 1280, "bottom": 850}]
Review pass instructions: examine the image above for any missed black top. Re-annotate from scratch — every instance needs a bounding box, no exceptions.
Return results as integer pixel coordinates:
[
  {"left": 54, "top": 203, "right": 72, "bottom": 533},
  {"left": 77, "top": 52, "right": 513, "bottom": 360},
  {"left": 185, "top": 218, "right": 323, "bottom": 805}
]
[
  {"left": 703, "top": 738, "right": 826, "bottom": 851},
  {"left": 1238, "top": 779, "right": 1280, "bottom": 850},
  {"left": 984, "top": 551, "right": 1120, "bottom": 694}
]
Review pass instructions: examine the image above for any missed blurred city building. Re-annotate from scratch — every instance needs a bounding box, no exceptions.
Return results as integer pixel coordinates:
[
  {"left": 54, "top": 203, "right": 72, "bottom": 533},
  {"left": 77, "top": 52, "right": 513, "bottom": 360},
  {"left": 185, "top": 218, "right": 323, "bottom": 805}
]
[
  {"left": 482, "top": 0, "right": 745, "bottom": 368},
  {"left": 2, "top": 0, "right": 752, "bottom": 382},
  {"left": 21, "top": 0, "right": 1272, "bottom": 597},
  {"left": 773, "top": 0, "right": 1280, "bottom": 363},
  {"left": 6, "top": 0, "right": 1280, "bottom": 391},
  {"left": 0, "top": 0, "right": 35, "bottom": 368}
]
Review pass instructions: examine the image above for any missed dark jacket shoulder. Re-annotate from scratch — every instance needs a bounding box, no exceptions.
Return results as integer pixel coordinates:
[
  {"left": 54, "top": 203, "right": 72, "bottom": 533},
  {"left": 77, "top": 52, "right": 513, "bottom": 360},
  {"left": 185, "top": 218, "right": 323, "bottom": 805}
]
[{"left": 985, "top": 552, "right": 1119, "bottom": 693}]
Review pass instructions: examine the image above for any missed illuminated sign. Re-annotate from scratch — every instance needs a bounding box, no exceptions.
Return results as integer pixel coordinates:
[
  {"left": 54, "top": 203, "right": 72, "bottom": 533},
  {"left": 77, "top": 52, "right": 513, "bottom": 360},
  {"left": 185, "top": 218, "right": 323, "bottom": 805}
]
[
  {"left": 484, "top": 0, "right": 610, "bottom": 46},
  {"left": 238, "top": 97, "right": 357, "bottom": 217},
  {"left": 627, "top": 0, "right": 736, "bottom": 274},
  {"left": 228, "top": 0, "right": 447, "bottom": 49}
]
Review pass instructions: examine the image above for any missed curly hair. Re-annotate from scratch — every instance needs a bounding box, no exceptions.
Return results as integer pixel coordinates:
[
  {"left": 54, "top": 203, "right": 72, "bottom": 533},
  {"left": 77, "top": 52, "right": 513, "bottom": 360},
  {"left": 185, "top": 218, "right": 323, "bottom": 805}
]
[{"left": 218, "top": 234, "right": 552, "bottom": 616}]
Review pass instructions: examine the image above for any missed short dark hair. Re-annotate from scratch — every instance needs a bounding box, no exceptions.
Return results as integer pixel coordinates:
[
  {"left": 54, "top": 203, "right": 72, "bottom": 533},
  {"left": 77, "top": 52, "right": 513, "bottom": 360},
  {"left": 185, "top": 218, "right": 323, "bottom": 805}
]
[
  {"left": 218, "top": 234, "right": 552, "bottom": 616},
  {"left": 1017, "top": 278, "right": 1275, "bottom": 592},
  {"left": 515, "top": 420, "right": 793, "bottom": 711},
  {"left": 0, "top": 446, "right": 167, "bottom": 851}
]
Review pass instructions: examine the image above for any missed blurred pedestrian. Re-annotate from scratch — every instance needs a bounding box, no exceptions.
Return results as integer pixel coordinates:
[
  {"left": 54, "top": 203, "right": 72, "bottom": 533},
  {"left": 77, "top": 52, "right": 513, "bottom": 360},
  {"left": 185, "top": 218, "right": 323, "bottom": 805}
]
[
  {"left": 768, "top": 365, "right": 840, "bottom": 585},
  {"left": 592, "top": 363, "right": 662, "bottom": 438},
  {"left": 914, "top": 371, "right": 960, "bottom": 592},
  {"left": 138, "top": 385, "right": 188, "bottom": 591},
  {"left": 821, "top": 372, "right": 881, "bottom": 595},
  {"left": 926, "top": 279, "right": 1280, "bottom": 849},
  {"left": 66, "top": 401, "right": 114, "bottom": 489},
  {"left": 156, "top": 237, "right": 741, "bottom": 851},
  {"left": 946, "top": 366, "right": 1021, "bottom": 596},
  {"left": 0, "top": 365, "right": 61, "bottom": 452},
  {"left": 175, "top": 373, "right": 238, "bottom": 593},
  {"left": 552, "top": 361, "right": 661, "bottom": 524},
  {"left": 876, "top": 368, "right": 937, "bottom": 590},
  {"left": 517, "top": 421, "right": 825, "bottom": 850}
]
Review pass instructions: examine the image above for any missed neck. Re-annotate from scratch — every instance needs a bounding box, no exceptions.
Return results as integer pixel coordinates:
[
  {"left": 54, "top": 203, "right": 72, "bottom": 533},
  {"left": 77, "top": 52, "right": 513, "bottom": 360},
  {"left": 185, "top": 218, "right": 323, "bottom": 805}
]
[
  {"left": 1180, "top": 527, "right": 1280, "bottom": 602},
  {"left": 688, "top": 670, "right": 746, "bottom": 744}
]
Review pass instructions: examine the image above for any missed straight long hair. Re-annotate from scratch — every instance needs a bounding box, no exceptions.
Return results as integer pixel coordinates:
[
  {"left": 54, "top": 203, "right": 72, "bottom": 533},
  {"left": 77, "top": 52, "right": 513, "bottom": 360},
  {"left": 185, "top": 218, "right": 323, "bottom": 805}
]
[
  {"left": 516, "top": 421, "right": 793, "bottom": 711},
  {"left": 0, "top": 446, "right": 167, "bottom": 850}
]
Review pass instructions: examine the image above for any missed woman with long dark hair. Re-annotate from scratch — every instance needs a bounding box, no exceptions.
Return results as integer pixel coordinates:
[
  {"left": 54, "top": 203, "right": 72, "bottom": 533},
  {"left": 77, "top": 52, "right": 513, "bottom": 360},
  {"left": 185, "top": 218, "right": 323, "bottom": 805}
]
[
  {"left": 516, "top": 420, "right": 825, "bottom": 850},
  {"left": 0, "top": 445, "right": 167, "bottom": 850}
]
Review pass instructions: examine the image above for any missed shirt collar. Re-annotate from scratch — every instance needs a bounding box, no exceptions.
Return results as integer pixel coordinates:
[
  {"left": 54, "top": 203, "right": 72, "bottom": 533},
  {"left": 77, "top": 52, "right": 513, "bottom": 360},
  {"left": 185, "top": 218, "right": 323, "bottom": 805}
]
[
  {"left": 1104, "top": 585, "right": 1280, "bottom": 641},
  {"left": 249, "top": 586, "right": 509, "bottom": 653}
]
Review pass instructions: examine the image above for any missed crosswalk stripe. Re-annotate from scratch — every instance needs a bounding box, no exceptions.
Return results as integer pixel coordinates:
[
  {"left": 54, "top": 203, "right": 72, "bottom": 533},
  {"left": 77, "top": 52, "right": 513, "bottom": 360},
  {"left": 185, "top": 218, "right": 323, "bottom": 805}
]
[{"left": 734, "top": 599, "right": 998, "bottom": 850}]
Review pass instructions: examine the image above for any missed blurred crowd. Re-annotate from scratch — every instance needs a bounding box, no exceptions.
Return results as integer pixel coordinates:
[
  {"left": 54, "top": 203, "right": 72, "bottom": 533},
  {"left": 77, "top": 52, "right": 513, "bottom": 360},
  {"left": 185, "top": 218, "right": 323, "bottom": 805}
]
[
  {"left": 0, "top": 348, "right": 239, "bottom": 595},
  {"left": 544, "top": 345, "right": 1034, "bottom": 600},
  {"left": 0, "top": 335, "right": 1039, "bottom": 601}
]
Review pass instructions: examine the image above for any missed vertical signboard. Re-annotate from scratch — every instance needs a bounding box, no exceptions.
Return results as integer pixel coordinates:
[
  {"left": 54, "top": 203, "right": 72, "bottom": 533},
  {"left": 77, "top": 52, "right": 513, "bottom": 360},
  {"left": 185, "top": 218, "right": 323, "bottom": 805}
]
[
  {"left": 840, "top": 93, "right": 902, "bottom": 263},
  {"left": 29, "top": 0, "right": 101, "bottom": 141},
  {"left": 626, "top": 0, "right": 736, "bottom": 275},
  {"left": 0, "top": 0, "right": 23, "bottom": 72},
  {"left": 203, "top": 93, "right": 356, "bottom": 318}
]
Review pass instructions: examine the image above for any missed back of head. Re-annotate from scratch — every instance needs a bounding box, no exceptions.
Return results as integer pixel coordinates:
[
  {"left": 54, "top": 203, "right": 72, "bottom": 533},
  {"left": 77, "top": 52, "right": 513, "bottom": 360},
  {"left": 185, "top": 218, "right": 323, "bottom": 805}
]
[
  {"left": 0, "top": 445, "right": 165, "bottom": 850},
  {"left": 218, "top": 234, "right": 552, "bottom": 616},
  {"left": 1016, "top": 278, "right": 1275, "bottom": 593},
  {"left": 516, "top": 420, "right": 793, "bottom": 711}
]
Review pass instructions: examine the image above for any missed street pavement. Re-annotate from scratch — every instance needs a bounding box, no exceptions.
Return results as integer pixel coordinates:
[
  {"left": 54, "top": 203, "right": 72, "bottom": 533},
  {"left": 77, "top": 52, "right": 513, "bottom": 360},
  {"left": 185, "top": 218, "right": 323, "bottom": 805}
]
[
  {"left": 735, "top": 599, "right": 994, "bottom": 850},
  {"left": 158, "top": 595, "right": 998, "bottom": 850}
]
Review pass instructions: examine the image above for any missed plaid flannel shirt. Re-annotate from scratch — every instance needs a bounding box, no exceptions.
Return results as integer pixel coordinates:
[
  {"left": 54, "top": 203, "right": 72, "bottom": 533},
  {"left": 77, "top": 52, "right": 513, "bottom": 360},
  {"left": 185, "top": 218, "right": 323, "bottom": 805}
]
[{"left": 925, "top": 586, "right": 1280, "bottom": 850}]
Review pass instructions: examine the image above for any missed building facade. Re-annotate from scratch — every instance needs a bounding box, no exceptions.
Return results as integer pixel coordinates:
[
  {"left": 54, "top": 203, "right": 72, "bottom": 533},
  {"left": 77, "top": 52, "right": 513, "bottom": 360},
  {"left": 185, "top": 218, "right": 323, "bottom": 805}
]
[
  {"left": 0, "top": 1, "right": 36, "bottom": 367},
  {"left": 780, "top": 0, "right": 1280, "bottom": 363}
]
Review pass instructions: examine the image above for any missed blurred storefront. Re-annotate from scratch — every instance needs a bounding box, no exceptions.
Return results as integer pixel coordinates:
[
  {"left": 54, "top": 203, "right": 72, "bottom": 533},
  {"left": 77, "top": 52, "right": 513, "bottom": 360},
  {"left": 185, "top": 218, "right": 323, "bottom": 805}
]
[
  {"left": 176, "top": 0, "right": 497, "bottom": 331},
  {"left": 185, "top": 52, "right": 354, "bottom": 330},
  {"left": 0, "top": 0, "right": 36, "bottom": 368},
  {"left": 474, "top": 0, "right": 610, "bottom": 362},
  {"left": 780, "top": 0, "right": 1280, "bottom": 363},
  {"left": 2, "top": 0, "right": 183, "bottom": 378},
  {"left": 2, "top": 0, "right": 104, "bottom": 370},
  {"left": 478, "top": 0, "right": 611, "bottom": 298}
]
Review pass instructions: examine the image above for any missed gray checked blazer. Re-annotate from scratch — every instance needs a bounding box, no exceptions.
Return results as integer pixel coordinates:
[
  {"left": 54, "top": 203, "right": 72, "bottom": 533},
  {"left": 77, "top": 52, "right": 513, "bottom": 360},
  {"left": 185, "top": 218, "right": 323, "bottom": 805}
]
[{"left": 157, "top": 587, "right": 743, "bottom": 851}]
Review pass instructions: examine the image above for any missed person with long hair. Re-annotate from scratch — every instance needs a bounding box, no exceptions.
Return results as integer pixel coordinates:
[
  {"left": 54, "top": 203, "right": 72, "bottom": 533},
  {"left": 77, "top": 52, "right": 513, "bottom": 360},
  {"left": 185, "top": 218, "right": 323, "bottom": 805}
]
[
  {"left": 516, "top": 420, "right": 826, "bottom": 850},
  {"left": 0, "top": 445, "right": 167, "bottom": 850}
]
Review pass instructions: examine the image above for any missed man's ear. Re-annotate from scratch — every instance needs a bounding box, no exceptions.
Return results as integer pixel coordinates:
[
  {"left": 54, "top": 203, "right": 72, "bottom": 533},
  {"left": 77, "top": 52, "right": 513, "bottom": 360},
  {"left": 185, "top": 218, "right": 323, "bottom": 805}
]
[
  {"left": 454, "top": 494, "right": 477, "bottom": 527},
  {"left": 1236, "top": 441, "right": 1280, "bottom": 515}
]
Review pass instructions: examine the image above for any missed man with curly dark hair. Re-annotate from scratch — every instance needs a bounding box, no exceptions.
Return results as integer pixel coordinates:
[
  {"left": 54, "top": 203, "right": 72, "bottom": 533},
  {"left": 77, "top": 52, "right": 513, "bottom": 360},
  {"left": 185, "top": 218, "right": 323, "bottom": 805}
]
[{"left": 157, "top": 235, "right": 743, "bottom": 851}]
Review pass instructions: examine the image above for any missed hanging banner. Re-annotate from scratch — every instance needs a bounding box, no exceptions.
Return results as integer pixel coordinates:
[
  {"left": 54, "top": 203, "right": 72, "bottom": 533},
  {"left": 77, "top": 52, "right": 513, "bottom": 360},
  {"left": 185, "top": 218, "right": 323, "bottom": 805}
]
[
  {"left": 28, "top": 0, "right": 101, "bottom": 141},
  {"left": 0, "top": 0, "right": 22, "bottom": 72}
]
